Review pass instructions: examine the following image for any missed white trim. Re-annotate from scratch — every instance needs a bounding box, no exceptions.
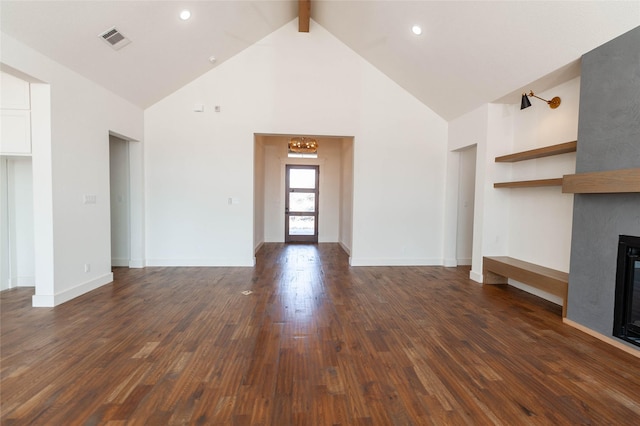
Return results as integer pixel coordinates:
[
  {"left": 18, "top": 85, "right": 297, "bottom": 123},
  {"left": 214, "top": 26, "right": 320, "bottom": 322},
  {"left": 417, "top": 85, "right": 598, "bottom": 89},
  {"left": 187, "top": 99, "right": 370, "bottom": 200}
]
[
  {"left": 339, "top": 241, "right": 351, "bottom": 256},
  {"left": 145, "top": 258, "right": 255, "bottom": 267},
  {"left": 129, "top": 258, "right": 144, "bottom": 268},
  {"left": 111, "top": 258, "right": 129, "bottom": 267},
  {"left": 444, "top": 258, "right": 458, "bottom": 267},
  {"left": 563, "top": 318, "right": 640, "bottom": 359},
  {"left": 254, "top": 241, "right": 264, "bottom": 255},
  {"left": 280, "top": 157, "right": 326, "bottom": 167},
  {"left": 32, "top": 272, "right": 113, "bottom": 307},
  {"left": 469, "top": 270, "right": 483, "bottom": 283},
  {"left": 318, "top": 237, "right": 340, "bottom": 243},
  {"left": 456, "top": 257, "right": 472, "bottom": 266},
  {"left": 349, "top": 258, "right": 442, "bottom": 266},
  {"left": 31, "top": 294, "right": 55, "bottom": 307}
]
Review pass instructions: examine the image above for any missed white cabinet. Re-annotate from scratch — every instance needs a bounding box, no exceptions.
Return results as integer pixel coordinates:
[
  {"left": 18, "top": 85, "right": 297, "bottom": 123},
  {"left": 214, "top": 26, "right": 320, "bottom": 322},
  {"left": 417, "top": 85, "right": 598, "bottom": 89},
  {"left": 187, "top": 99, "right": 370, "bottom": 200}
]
[
  {"left": 1, "top": 71, "right": 31, "bottom": 155},
  {"left": 1, "top": 110, "right": 31, "bottom": 154}
]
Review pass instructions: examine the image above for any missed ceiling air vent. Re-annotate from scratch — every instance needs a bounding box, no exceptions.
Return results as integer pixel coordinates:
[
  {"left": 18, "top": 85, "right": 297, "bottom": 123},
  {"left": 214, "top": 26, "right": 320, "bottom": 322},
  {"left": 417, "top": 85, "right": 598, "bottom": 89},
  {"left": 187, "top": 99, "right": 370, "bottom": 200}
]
[{"left": 99, "top": 27, "right": 131, "bottom": 51}]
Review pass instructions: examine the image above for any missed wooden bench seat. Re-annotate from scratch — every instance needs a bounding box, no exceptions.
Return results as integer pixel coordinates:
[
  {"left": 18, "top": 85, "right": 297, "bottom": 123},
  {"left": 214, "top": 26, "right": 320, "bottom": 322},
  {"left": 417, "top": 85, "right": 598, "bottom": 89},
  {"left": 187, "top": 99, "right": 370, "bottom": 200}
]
[{"left": 483, "top": 256, "right": 569, "bottom": 317}]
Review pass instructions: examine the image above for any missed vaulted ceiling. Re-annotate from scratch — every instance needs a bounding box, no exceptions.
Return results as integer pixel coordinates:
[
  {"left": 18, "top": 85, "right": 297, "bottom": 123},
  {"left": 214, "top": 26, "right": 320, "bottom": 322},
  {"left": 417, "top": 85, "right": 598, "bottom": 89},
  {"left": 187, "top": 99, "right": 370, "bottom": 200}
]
[{"left": 1, "top": 1, "right": 639, "bottom": 120}]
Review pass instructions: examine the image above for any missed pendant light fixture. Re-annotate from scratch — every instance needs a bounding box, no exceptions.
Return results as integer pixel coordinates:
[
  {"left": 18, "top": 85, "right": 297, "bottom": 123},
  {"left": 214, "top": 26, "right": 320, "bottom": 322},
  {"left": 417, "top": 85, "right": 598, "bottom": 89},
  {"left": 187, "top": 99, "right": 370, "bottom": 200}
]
[{"left": 288, "top": 137, "right": 318, "bottom": 154}]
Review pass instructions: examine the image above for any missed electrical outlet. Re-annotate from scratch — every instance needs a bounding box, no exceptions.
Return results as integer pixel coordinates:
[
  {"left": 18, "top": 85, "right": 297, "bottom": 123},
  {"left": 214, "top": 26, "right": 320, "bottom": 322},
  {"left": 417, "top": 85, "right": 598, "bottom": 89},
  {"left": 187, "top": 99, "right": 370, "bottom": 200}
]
[{"left": 84, "top": 264, "right": 90, "bottom": 273}]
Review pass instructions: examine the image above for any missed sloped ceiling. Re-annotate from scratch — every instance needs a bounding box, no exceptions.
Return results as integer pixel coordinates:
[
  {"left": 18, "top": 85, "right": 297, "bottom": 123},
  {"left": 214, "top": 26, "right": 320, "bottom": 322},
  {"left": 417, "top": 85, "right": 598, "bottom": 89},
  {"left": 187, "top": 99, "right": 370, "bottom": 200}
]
[
  {"left": 0, "top": 1, "right": 298, "bottom": 109},
  {"left": 1, "top": 1, "right": 639, "bottom": 121}
]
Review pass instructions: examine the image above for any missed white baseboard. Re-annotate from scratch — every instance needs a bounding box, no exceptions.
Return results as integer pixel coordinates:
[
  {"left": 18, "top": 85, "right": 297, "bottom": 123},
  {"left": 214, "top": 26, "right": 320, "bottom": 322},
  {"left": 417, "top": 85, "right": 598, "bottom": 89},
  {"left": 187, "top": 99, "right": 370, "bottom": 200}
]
[
  {"left": 111, "top": 258, "right": 129, "bottom": 267},
  {"left": 469, "top": 270, "right": 483, "bottom": 283},
  {"left": 349, "top": 257, "right": 442, "bottom": 266},
  {"left": 254, "top": 241, "right": 264, "bottom": 254},
  {"left": 443, "top": 258, "right": 457, "bottom": 267},
  {"left": 129, "top": 258, "right": 144, "bottom": 268},
  {"left": 32, "top": 272, "right": 114, "bottom": 307},
  {"left": 145, "top": 258, "right": 255, "bottom": 267},
  {"left": 339, "top": 241, "right": 351, "bottom": 256},
  {"left": 563, "top": 318, "right": 640, "bottom": 359},
  {"left": 318, "top": 237, "right": 338, "bottom": 243},
  {"left": 457, "top": 258, "right": 472, "bottom": 266}
]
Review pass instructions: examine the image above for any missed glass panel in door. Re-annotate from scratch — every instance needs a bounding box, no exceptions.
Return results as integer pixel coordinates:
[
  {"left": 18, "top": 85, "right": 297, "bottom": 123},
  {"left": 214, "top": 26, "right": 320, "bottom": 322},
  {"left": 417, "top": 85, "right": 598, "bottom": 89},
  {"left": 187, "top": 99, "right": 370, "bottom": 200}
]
[
  {"left": 289, "top": 168, "right": 316, "bottom": 189},
  {"left": 289, "top": 192, "right": 316, "bottom": 212},
  {"left": 288, "top": 216, "right": 315, "bottom": 236},
  {"left": 285, "top": 165, "right": 319, "bottom": 243}
]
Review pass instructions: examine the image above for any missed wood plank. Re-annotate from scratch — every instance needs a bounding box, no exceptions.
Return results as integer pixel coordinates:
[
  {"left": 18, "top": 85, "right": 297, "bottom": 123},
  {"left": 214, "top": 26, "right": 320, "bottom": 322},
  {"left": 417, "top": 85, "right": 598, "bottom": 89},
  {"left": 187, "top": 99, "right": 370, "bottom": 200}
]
[
  {"left": 483, "top": 256, "right": 569, "bottom": 317},
  {"left": 483, "top": 256, "right": 568, "bottom": 294},
  {"left": 483, "top": 256, "right": 569, "bottom": 281},
  {"left": 495, "top": 141, "right": 577, "bottom": 163},
  {"left": 494, "top": 178, "right": 563, "bottom": 188},
  {"left": 562, "top": 168, "right": 640, "bottom": 193},
  {"left": 2, "top": 244, "right": 640, "bottom": 424},
  {"left": 298, "top": 0, "right": 310, "bottom": 32}
]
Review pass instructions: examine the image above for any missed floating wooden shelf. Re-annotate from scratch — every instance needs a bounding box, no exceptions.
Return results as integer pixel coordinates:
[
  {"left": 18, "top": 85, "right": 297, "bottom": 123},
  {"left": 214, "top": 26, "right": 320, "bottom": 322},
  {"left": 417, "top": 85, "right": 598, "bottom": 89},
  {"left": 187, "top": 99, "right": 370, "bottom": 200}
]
[
  {"left": 494, "top": 178, "right": 564, "bottom": 188},
  {"left": 495, "top": 141, "right": 577, "bottom": 163},
  {"left": 494, "top": 141, "right": 577, "bottom": 189},
  {"left": 563, "top": 168, "right": 640, "bottom": 193}
]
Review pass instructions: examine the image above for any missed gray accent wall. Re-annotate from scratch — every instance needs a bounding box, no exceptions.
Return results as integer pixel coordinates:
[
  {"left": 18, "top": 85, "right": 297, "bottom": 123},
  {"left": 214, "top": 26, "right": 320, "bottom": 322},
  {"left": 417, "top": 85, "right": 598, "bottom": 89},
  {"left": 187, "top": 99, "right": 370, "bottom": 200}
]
[{"left": 567, "top": 26, "right": 640, "bottom": 340}]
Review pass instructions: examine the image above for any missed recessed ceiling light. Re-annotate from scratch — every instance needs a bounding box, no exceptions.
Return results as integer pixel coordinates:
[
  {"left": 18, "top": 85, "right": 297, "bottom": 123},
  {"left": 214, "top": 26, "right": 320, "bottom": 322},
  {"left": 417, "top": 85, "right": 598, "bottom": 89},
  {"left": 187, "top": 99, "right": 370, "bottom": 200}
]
[
  {"left": 180, "top": 10, "right": 191, "bottom": 21},
  {"left": 412, "top": 25, "right": 422, "bottom": 36},
  {"left": 209, "top": 56, "right": 217, "bottom": 64}
]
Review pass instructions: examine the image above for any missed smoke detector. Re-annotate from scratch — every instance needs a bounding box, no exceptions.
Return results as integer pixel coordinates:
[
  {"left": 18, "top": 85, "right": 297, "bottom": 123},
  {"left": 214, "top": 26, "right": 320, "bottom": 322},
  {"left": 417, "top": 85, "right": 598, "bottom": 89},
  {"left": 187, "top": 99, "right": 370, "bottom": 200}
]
[{"left": 99, "top": 27, "right": 131, "bottom": 50}]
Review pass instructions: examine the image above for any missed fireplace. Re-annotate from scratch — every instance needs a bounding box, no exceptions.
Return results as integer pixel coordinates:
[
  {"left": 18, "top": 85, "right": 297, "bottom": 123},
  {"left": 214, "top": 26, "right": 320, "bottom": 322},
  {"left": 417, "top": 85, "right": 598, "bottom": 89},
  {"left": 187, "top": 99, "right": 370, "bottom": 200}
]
[{"left": 613, "top": 235, "right": 640, "bottom": 347}]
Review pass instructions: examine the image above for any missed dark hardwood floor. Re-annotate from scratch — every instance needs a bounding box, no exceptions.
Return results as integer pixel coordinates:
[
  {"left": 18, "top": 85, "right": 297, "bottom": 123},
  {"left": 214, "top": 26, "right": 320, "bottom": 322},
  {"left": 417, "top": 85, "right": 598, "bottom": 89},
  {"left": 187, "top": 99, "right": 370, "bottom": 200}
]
[{"left": 2, "top": 243, "right": 639, "bottom": 425}]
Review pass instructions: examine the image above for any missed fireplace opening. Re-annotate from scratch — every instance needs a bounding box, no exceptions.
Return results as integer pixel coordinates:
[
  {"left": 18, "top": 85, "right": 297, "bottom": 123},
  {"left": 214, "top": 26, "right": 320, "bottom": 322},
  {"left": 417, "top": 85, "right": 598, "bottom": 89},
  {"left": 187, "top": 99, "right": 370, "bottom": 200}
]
[{"left": 613, "top": 235, "right": 640, "bottom": 347}]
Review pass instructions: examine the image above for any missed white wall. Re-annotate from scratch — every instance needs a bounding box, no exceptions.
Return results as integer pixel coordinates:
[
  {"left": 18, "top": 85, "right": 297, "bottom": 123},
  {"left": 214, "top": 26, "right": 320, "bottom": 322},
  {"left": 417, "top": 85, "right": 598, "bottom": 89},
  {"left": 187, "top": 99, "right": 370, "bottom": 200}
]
[
  {"left": 507, "top": 78, "right": 579, "bottom": 271},
  {"left": 0, "top": 158, "right": 8, "bottom": 290},
  {"left": 447, "top": 104, "right": 489, "bottom": 277},
  {"left": 261, "top": 136, "right": 342, "bottom": 243},
  {"left": 144, "top": 20, "right": 448, "bottom": 266},
  {"left": 263, "top": 142, "right": 282, "bottom": 244},
  {"left": 9, "top": 158, "right": 34, "bottom": 286},
  {"left": 1, "top": 33, "right": 144, "bottom": 306},
  {"left": 504, "top": 78, "right": 579, "bottom": 303},
  {"left": 253, "top": 136, "right": 265, "bottom": 253},
  {"left": 447, "top": 78, "right": 579, "bottom": 305},
  {"left": 339, "top": 138, "right": 354, "bottom": 254}
]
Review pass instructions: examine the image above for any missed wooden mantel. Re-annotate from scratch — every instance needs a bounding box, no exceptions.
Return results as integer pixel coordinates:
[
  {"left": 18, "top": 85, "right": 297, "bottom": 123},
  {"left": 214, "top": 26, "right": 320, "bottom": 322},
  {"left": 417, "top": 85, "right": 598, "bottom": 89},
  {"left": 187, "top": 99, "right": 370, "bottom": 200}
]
[{"left": 562, "top": 168, "right": 640, "bottom": 194}]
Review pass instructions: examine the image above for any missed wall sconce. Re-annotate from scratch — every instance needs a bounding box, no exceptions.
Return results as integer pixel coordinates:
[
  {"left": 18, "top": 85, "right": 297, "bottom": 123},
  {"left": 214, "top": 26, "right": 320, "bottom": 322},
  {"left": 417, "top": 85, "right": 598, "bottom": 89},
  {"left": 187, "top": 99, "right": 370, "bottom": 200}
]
[{"left": 520, "top": 90, "right": 561, "bottom": 110}]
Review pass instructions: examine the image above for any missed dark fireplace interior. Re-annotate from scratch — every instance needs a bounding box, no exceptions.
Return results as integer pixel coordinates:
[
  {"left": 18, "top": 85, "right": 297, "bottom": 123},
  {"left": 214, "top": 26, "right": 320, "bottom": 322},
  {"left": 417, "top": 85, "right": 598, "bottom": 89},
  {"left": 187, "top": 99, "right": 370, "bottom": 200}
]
[{"left": 613, "top": 235, "right": 640, "bottom": 347}]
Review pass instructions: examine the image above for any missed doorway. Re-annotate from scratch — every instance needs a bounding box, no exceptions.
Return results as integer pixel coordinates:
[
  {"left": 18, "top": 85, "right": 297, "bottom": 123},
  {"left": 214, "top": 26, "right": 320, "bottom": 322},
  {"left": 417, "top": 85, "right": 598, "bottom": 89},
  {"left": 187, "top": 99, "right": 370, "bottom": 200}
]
[
  {"left": 0, "top": 156, "right": 35, "bottom": 289},
  {"left": 109, "top": 135, "right": 130, "bottom": 268},
  {"left": 285, "top": 165, "right": 319, "bottom": 243},
  {"left": 456, "top": 145, "right": 477, "bottom": 265}
]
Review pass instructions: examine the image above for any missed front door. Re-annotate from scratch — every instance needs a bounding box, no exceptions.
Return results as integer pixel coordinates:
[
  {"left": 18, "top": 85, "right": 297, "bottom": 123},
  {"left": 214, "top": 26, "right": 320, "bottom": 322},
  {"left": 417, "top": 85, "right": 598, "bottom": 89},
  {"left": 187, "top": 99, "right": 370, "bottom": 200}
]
[{"left": 285, "top": 165, "right": 319, "bottom": 243}]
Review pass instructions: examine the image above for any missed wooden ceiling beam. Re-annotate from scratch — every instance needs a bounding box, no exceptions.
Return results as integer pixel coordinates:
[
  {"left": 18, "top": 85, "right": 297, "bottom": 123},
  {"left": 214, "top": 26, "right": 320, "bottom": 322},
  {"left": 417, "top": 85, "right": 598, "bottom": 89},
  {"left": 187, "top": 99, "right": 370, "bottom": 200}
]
[{"left": 299, "top": 0, "right": 310, "bottom": 32}]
